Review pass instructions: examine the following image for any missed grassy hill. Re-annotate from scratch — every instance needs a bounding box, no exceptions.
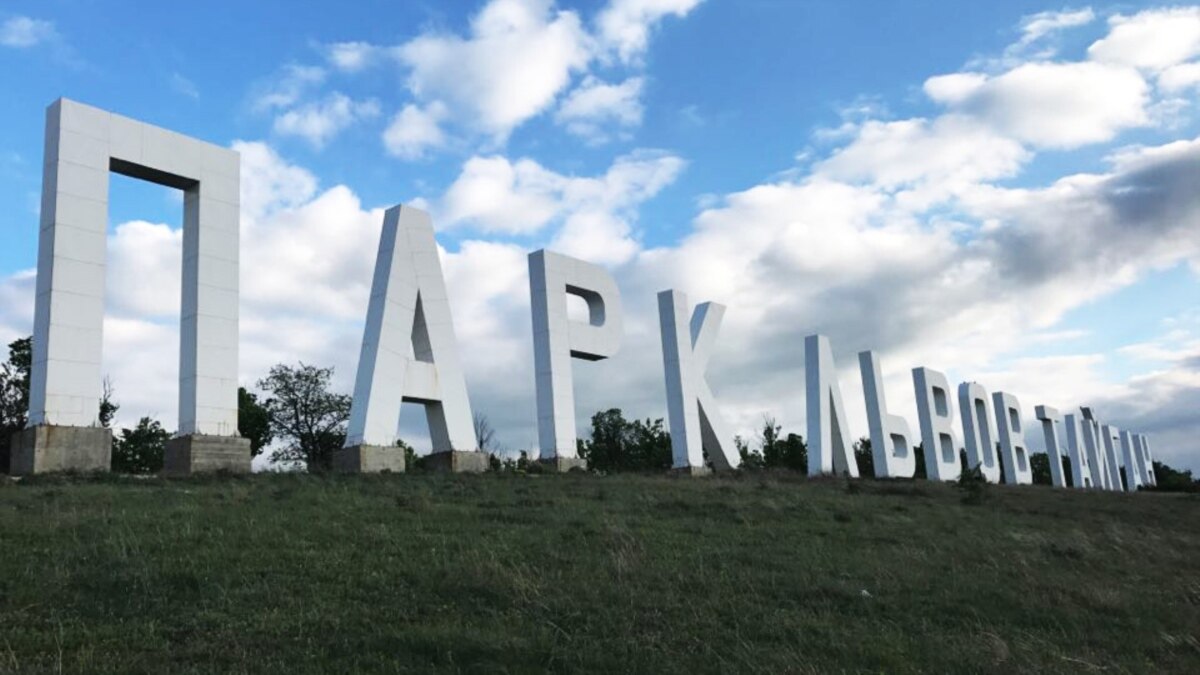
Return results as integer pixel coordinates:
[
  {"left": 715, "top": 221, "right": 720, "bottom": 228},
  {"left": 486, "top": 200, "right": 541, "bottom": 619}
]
[{"left": 1, "top": 471, "right": 1198, "bottom": 674}]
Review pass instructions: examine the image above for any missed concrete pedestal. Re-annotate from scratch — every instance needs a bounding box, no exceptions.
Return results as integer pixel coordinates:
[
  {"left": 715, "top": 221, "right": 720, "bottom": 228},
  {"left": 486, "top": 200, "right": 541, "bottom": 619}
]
[
  {"left": 164, "top": 434, "right": 252, "bottom": 476},
  {"left": 425, "top": 450, "right": 490, "bottom": 473},
  {"left": 334, "top": 445, "right": 406, "bottom": 473},
  {"left": 670, "top": 465, "right": 712, "bottom": 477},
  {"left": 538, "top": 456, "right": 588, "bottom": 473},
  {"left": 9, "top": 425, "right": 112, "bottom": 475}
]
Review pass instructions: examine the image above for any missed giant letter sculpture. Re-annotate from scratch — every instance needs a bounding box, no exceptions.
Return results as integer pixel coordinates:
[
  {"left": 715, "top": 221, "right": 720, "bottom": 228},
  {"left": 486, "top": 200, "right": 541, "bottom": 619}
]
[
  {"left": 529, "top": 250, "right": 622, "bottom": 471},
  {"left": 912, "top": 367, "right": 961, "bottom": 482},
  {"left": 1080, "top": 409, "right": 1113, "bottom": 490},
  {"left": 993, "top": 392, "right": 1032, "bottom": 485},
  {"left": 659, "top": 290, "right": 739, "bottom": 473},
  {"left": 1102, "top": 424, "right": 1125, "bottom": 492},
  {"left": 341, "top": 205, "right": 481, "bottom": 473},
  {"left": 1135, "top": 434, "right": 1156, "bottom": 486},
  {"left": 959, "top": 382, "right": 1001, "bottom": 483},
  {"left": 858, "top": 351, "right": 915, "bottom": 478},
  {"left": 1063, "top": 412, "right": 1094, "bottom": 488},
  {"left": 806, "top": 335, "right": 858, "bottom": 476},
  {"left": 1035, "top": 405, "right": 1069, "bottom": 488},
  {"left": 1119, "top": 430, "right": 1142, "bottom": 491},
  {"left": 13, "top": 98, "right": 246, "bottom": 475}
]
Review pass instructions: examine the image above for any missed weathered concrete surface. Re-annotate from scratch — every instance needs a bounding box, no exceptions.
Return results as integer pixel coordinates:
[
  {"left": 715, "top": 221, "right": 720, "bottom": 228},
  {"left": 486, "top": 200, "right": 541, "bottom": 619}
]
[
  {"left": 538, "top": 456, "right": 588, "bottom": 473},
  {"left": 333, "top": 445, "right": 406, "bottom": 473},
  {"left": 425, "top": 450, "right": 490, "bottom": 474},
  {"left": 163, "top": 434, "right": 251, "bottom": 476},
  {"left": 9, "top": 425, "right": 112, "bottom": 475}
]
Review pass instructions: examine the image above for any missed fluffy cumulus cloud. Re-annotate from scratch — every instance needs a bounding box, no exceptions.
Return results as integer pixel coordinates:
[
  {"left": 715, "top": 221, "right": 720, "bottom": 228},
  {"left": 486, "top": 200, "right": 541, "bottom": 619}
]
[
  {"left": 325, "top": 41, "right": 382, "bottom": 72},
  {"left": 292, "top": 0, "right": 705, "bottom": 155},
  {"left": 440, "top": 149, "right": 683, "bottom": 263},
  {"left": 925, "top": 62, "right": 1150, "bottom": 149},
  {"left": 1088, "top": 7, "right": 1200, "bottom": 71},
  {"left": 595, "top": 0, "right": 703, "bottom": 63},
  {"left": 251, "top": 65, "right": 326, "bottom": 112},
  {"left": 272, "top": 93, "right": 380, "bottom": 148},
  {"left": 397, "top": 0, "right": 593, "bottom": 141},
  {"left": 996, "top": 8, "right": 1096, "bottom": 63},
  {"left": 382, "top": 102, "right": 448, "bottom": 159},
  {"left": 555, "top": 76, "right": 645, "bottom": 141}
]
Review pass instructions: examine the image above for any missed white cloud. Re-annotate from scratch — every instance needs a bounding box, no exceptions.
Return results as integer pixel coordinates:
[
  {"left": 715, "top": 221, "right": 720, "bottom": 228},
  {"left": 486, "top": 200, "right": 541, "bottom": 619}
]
[
  {"left": 1017, "top": 8, "right": 1095, "bottom": 46},
  {"left": 817, "top": 115, "right": 1028, "bottom": 189},
  {"left": 311, "top": 0, "right": 700, "bottom": 155},
  {"left": 233, "top": 140, "right": 319, "bottom": 220},
  {"left": 595, "top": 0, "right": 703, "bottom": 63},
  {"left": 441, "top": 156, "right": 565, "bottom": 234},
  {"left": 555, "top": 76, "right": 644, "bottom": 141},
  {"left": 0, "top": 16, "right": 56, "bottom": 48},
  {"left": 439, "top": 149, "right": 684, "bottom": 261},
  {"left": 325, "top": 41, "right": 382, "bottom": 72},
  {"left": 923, "top": 73, "right": 986, "bottom": 104},
  {"left": 927, "top": 62, "right": 1149, "bottom": 149},
  {"left": 1088, "top": 7, "right": 1200, "bottom": 72},
  {"left": 251, "top": 65, "right": 326, "bottom": 112},
  {"left": 1159, "top": 61, "right": 1200, "bottom": 92},
  {"left": 397, "top": 0, "right": 592, "bottom": 141},
  {"left": 382, "top": 102, "right": 448, "bottom": 159},
  {"left": 272, "top": 93, "right": 380, "bottom": 148}
]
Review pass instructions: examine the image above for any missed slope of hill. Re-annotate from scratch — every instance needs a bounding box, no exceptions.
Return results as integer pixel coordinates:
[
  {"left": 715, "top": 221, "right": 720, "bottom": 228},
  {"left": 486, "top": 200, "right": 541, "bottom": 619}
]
[{"left": 1, "top": 472, "right": 1198, "bottom": 673}]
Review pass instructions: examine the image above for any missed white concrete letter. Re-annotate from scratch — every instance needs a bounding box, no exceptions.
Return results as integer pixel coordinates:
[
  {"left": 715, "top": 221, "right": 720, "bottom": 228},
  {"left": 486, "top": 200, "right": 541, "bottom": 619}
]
[
  {"left": 958, "top": 382, "right": 1000, "bottom": 483},
  {"left": 659, "top": 291, "right": 738, "bottom": 471},
  {"left": 805, "top": 335, "right": 858, "bottom": 477},
  {"left": 858, "top": 351, "right": 914, "bottom": 478},
  {"left": 912, "top": 367, "right": 960, "bottom": 482},
  {"left": 1101, "top": 423, "right": 1125, "bottom": 492},
  {"left": 1063, "top": 412, "right": 1094, "bottom": 489},
  {"left": 1136, "top": 434, "right": 1156, "bottom": 486},
  {"left": 1119, "top": 430, "right": 1142, "bottom": 491},
  {"left": 529, "top": 250, "right": 622, "bottom": 461},
  {"left": 1035, "top": 405, "right": 1068, "bottom": 488},
  {"left": 993, "top": 392, "right": 1032, "bottom": 485},
  {"left": 29, "top": 98, "right": 242, "bottom": 470},
  {"left": 345, "top": 205, "right": 476, "bottom": 453}
]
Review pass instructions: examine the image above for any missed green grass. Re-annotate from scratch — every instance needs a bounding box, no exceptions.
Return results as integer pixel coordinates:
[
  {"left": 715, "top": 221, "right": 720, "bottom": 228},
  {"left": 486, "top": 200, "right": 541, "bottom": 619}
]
[{"left": 1, "top": 472, "right": 1198, "bottom": 674}]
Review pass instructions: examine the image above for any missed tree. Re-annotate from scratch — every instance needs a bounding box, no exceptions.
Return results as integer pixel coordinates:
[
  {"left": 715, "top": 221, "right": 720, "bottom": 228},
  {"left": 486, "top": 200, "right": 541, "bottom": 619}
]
[
  {"left": 1149, "top": 461, "right": 1200, "bottom": 493},
  {"left": 473, "top": 412, "right": 496, "bottom": 453},
  {"left": 853, "top": 437, "right": 874, "bottom": 477},
  {"left": 578, "top": 408, "right": 672, "bottom": 472},
  {"left": 238, "top": 387, "right": 273, "bottom": 456},
  {"left": 0, "top": 336, "right": 31, "bottom": 473},
  {"left": 257, "top": 363, "right": 351, "bottom": 472},
  {"left": 758, "top": 417, "right": 807, "bottom": 471},
  {"left": 737, "top": 435, "right": 766, "bottom": 470},
  {"left": 913, "top": 444, "right": 928, "bottom": 479},
  {"left": 111, "top": 417, "right": 170, "bottom": 474},
  {"left": 0, "top": 336, "right": 117, "bottom": 473},
  {"left": 99, "top": 376, "right": 119, "bottom": 428},
  {"left": 1030, "top": 453, "right": 1052, "bottom": 485}
]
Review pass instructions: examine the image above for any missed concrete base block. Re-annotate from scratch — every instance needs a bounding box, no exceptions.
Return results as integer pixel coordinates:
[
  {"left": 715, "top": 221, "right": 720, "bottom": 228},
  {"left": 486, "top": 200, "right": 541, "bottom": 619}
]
[
  {"left": 425, "top": 450, "right": 490, "bottom": 474},
  {"left": 670, "top": 465, "right": 712, "bottom": 477},
  {"left": 9, "top": 425, "right": 112, "bottom": 475},
  {"left": 164, "top": 434, "right": 251, "bottom": 476},
  {"left": 334, "top": 445, "right": 405, "bottom": 473},
  {"left": 538, "top": 456, "right": 588, "bottom": 473}
]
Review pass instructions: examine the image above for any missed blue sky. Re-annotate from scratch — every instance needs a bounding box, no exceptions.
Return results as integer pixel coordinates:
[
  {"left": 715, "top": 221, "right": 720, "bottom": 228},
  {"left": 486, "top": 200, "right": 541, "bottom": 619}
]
[{"left": 1, "top": 1, "right": 1198, "bottom": 470}]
